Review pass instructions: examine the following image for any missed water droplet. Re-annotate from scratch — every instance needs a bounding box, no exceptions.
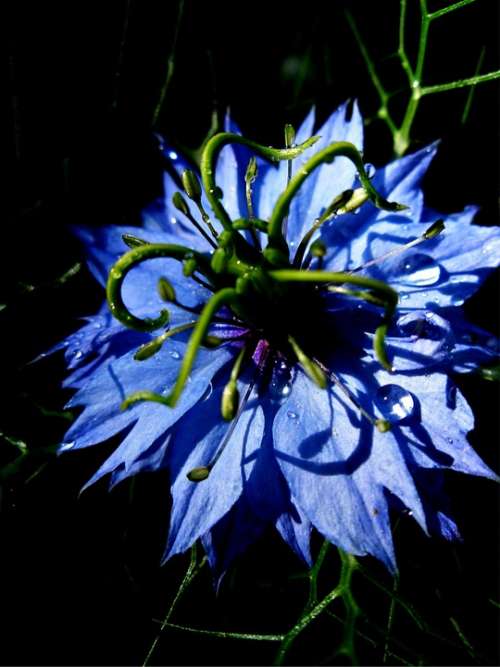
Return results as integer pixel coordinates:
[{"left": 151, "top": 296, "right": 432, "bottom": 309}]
[
  {"left": 375, "top": 384, "right": 415, "bottom": 423},
  {"left": 287, "top": 410, "right": 298, "bottom": 420},
  {"left": 170, "top": 216, "right": 178, "bottom": 225},
  {"left": 73, "top": 350, "right": 83, "bottom": 360},
  {"left": 447, "top": 437, "right": 454, "bottom": 445},
  {"left": 60, "top": 441, "right": 75, "bottom": 451},
  {"left": 397, "top": 311, "right": 450, "bottom": 342},
  {"left": 168, "top": 150, "right": 178, "bottom": 160},
  {"left": 269, "top": 360, "right": 293, "bottom": 404},
  {"left": 170, "top": 350, "right": 181, "bottom": 360},
  {"left": 400, "top": 293, "right": 409, "bottom": 301},
  {"left": 396, "top": 253, "right": 441, "bottom": 286}
]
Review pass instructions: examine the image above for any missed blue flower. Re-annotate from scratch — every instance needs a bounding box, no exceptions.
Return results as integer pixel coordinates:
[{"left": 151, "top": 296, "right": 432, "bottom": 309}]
[{"left": 56, "top": 101, "right": 500, "bottom": 582}]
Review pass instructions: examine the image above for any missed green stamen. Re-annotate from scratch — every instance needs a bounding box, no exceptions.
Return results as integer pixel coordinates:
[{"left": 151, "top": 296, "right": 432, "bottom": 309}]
[
  {"left": 288, "top": 335, "right": 327, "bottom": 389},
  {"left": 221, "top": 345, "right": 247, "bottom": 420}
]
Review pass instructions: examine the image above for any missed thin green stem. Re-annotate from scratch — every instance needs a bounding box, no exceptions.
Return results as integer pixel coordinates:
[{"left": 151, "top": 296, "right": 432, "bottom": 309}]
[
  {"left": 382, "top": 576, "right": 399, "bottom": 664},
  {"left": 345, "top": 10, "right": 397, "bottom": 136},
  {"left": 274, "top": 550, "right": 359, "bottom": 665},
  {"left": 152, "top": 621, "right": 284, "bottom": 642},
  {"left": 152, "top": 0, "right": 185, "bottom": 127},
  {"left": 428, "top": 0, "right": 476, "bottom": 21},
  {"left": 461, "top": 47, "right": 486, "bottom": 124},
  {"left": 398, "top": 0, "right": 414, "bottom": 87},
  {"left": 143, "top": 545, "right": 205, "bottom": 666},
  {"left": 415, "top": 0, "right": 430, "bottom": 83},
  {"left": 200, "top": 132, "right": 319, "bottom": 232},
  {"left": 421, "top": 69, "right": 500, "bottom": 95},
  {"left": 106, "top": 243, "right": 213, "bottom": 331},
  {"left": 267, "top": 141, "right": 406, "bottom": 247}
]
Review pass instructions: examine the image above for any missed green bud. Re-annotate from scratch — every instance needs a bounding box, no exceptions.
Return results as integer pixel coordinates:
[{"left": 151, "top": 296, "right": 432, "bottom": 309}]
[
  {"left": 183, "top": 257, "right": 197, "bottom": 277},
  {"left": 157, "top": 277, "right": 176, "bottom": 302},
  {"left": 284, "top": 123, "right": 296, "bottom": 148},
  {"left": 245, "top": 156, "right": 258, "bottom": 184},
  {"left": 122, "top": 234, "right": 148, "bottom": 248},
  {"left": 211, "top": 247, "right": 228, "bottom": 273},
  {"left": 310, "top": 240, "right": 326, "bottom": 258},
  {"left": 221, "top": 381, "right": 239, "bottom": 420},
  {"left": 423, "top": 219, "right": 445, "bottom": 240},
  {"left": 320, "top": 190, "right": 354, "bottom": 221},
  {"left": 172, "top": 191, "right": 190, "bottom": 216},
  {"left": 181, "top": 169, "right": 202, "bottom": 201},
  {"left": 134, "top": 336, "right": 165, "bottom": 361},
  {"left": 187, "top": 466, "right": 211, "bottom": 482}
]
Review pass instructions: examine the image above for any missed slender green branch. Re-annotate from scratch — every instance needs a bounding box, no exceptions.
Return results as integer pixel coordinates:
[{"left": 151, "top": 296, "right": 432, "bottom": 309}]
[
  {"left": 428, "top": 0, "right": 476, "bottom": 21},
  {"left": 398, "top": 0, "right": 414, "bottom": 87},
  {"left": 152, "top": 622, "right": 284, "bottom": 642},
  {"left": 152, "top": 0, "right": 185, "bottom": 127},
  {"left": 345, "top": 10, "right": 397, "bottom": 136},
  {"left": 143, "top": 545, "right": 205, "bottom": 666},
  {"left": 421, "top": 69, "right": 500, "bottom": 95},
  {"left": 461, "top": 47, "right": 486, "bottom": 124}
]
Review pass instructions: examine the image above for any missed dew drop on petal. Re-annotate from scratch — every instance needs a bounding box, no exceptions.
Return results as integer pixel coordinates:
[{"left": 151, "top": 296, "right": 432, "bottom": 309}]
[
  {"left": 170, "top": 350, "right": 181, "bottom": 360},
  {"left": 375, "top": 384, "right": 415, "bottom": 423},
  {"left": 287, "top": 410, "right": 298, "bottom": 420},
  {"left": 168, "top": 150, "right": 178, "bottom": 160},
  {"left": 269, "top": 360, "right": 293, "bottom": 404},
  {"left": 170, "top": 216, "right": 178, "bottom": 225},
  {"left": 396, "top": 253, "right": 441, "bottom": 286}
]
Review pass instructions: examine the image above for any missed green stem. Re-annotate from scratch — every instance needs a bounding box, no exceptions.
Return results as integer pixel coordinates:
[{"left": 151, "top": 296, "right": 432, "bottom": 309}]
[
  {"left": 143, "top": 545, "right": 205, "bottom": 666},
  {"left": 398, "top": 0, "right": 414, "bottom": 87},
  {"left": 200, "top": 132, "right": 320, "bottom": 232},
  {"left": 152, "top": 0, "right": 185, "bottom": 127},
  {"left": 429, "top": 0, "right": 476, "bottom": 20},
  {"left": 153, "top": 622, "right": 284, "bottom": 642},
  {"left": 421, "top": 69, "right": 500, "bottom": 95},
  {"left": 106, "top": 243, "right": 213, "bottom": 331},
  {"left": 267, "top": 141, "right": 406, "bottom": 248}
]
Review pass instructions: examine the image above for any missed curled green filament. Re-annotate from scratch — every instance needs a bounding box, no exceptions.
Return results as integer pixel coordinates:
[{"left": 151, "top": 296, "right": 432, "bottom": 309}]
[
  {"left": 200, "top": 132, "right": 320, "bottom": 232},
  {"left": 106, "top": 243, "right": 215, "bottom": 332},
  {"left": 267, "top": 141, "right": 407, "bottom": 250}
]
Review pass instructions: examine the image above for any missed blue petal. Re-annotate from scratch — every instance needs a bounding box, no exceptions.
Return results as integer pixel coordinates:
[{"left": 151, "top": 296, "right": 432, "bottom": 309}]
[
  {"left": 275, "top": 503, "right": 312, "bottom": 566},
  {"left": 62, "top": 338, "right": 232, "bottom": 451},
  {"left": 273, "top": 370, "right": 400, "bottom": 571},
  {"left": 163, "top": 378, "right": 265, "bottom": 560}
]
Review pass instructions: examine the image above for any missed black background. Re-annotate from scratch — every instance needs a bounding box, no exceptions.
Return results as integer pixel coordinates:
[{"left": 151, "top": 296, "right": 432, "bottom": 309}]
[{"left": 2, "top": 0, "right": 499, "bottom": 664}]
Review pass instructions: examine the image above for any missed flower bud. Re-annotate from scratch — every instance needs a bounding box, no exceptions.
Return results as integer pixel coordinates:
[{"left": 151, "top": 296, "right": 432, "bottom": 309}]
[
  {"left": 122, "top": 234, "right": 148, "bottom": 248},
  {"left": 181, "top": 169, "right": 202, "bottom": 201},
  {"left": 221, "top": 381, "right": 239, "bottom": 421},
  {"left": 172, "top": 191, "right": 190, "bottom": 216},
  {"left": 157, "top": 277, "right": 176, "bottom": 302}
]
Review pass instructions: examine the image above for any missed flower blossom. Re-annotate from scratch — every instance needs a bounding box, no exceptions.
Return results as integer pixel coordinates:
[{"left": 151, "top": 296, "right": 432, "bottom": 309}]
[{"left": 54, "top": 102, "right": 500, "bottom": 581}]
